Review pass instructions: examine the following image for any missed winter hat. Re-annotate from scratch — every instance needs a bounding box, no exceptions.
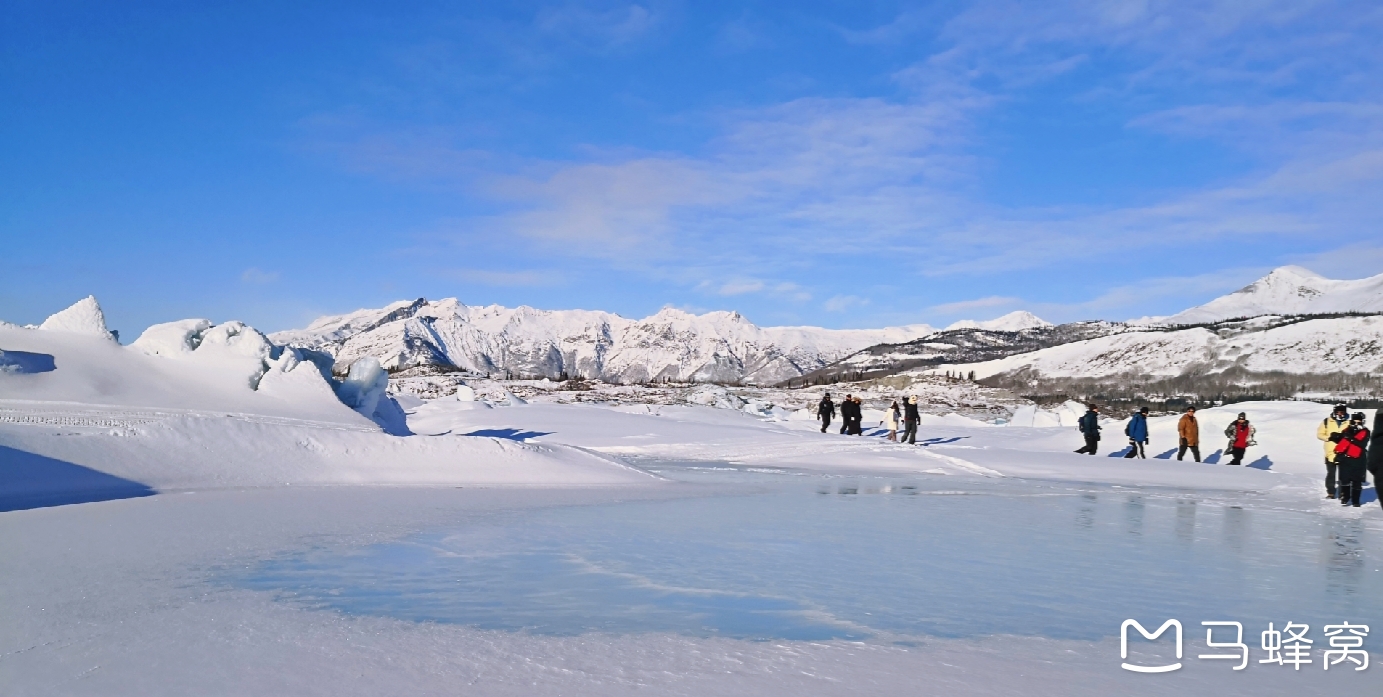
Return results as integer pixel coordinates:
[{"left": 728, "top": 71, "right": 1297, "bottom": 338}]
[
  {"left": 1352, "top": 412, "right": 1367, "bottom": 422},
  {"left": 1139, "top": 407, "right": 1150, "bottom": 414},
  {"left": 1237, "top": 412, "right": 1247, "bottom": 419},
  {"left": 1333, "top": 403, "right": 1348, "bottom": 414}
]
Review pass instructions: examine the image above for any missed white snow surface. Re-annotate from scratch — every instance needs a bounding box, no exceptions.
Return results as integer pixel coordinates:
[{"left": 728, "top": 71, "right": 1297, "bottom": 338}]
[
  {"left": 271, "top": 298, "right": 936, "bottom": 385},
  {"left": 944, "top": 310, "right": 1052, "bottom": 332},
  {"left": 0, "top": 320, "right": 654, "bottom": 493},
  {"left": 5, "top": 300, "right": 1381, "bottom": 696},
  {"left": 1141, "top": 266, "right": 1383, "bottom": 324}
]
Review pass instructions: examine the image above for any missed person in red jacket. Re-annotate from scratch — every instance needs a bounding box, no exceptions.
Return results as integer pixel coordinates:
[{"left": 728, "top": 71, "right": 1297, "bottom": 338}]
[
  {"left": 1332, "top": 412, "right": 1371, "bottom": 507},
  {"left": 1223, "top": 412, "right": 1256, "bottom": 466}
]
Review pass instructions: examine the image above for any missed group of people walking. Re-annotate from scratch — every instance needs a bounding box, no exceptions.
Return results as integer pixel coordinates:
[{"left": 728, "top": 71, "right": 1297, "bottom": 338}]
[
  {"left": 1075, "top": 401, "right": 1381, "bottom": 509},
  {"left": 818, "top": 394, "right": 865, "bottom": 435},
  {"left": 1077, "top": 404, "right": 1259, "bottom": 466},
  {"left": 816, "top": 393, "right": 921, "bottom": 444}
]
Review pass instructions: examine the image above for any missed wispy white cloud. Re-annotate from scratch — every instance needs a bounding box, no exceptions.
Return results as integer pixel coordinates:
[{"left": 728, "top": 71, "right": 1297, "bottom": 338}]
[
  {"left": 440, "top": 268, "right": 564, "bottom": 287},
  {"left": 535, "top": 3, "right": 662, "bottom": 50},
  {"left": 298, "top": 0, "right": 1383, "bottom": 325},
  {"left": 824, "top": 294, "right": 869, "bottom": 312},
  {"left": 240, "top": 267, "right": 280, "bottom": 285},
  {"left": 929, "top": 295, "right": 1020, "bottom": 315}
]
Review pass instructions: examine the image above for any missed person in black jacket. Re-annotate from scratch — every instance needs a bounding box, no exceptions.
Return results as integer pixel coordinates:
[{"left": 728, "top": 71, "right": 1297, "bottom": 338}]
[
  {"left": 850, "top": 396, "right": 865, "bottom": 435},
  {"left": 817, "top": 394, "right": 835, "bottom": 433},
  {"left": 1333, "top": 412, "right": 1371, "bottom": 508},
  {"left": 839, "top": 394, "right": 853, "bottom": 434},
  {"left": 1075, "top": 404, "right": 1101, "bottom": 455},
  {"left": 1371, "top": 411, "right": 1383, "bottom": 510},
  {"left": 902, "top": 396, "right": 920, "bottom": 444}
]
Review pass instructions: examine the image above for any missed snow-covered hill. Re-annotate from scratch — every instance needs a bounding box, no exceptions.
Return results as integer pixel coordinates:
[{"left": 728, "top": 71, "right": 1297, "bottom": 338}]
[
  {"left": 271, "top": 299, "right": 936, "bottom": 385},
  {"left": 1140, "top": 266, "right": 1383, "bottom": 325},
  {"left": 938, "top": 314, "right": 1383, "bottom": 382}
]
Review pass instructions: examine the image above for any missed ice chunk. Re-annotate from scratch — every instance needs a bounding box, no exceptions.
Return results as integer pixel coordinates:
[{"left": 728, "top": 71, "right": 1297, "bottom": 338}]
[
  {"left": 338, "top": 357, "right": 388, "bottom": 418},
  {"left": 686, "top": 385, "right": 746, "bottom": 410},
  {"left": 1008, "top": 405, "right": 1037, "bottom": 427},
  {"left": 331, "top": 357, "right": 411, "bottom": 435},
  {"left": 38, "top": 296, "right": 115, "bottom": 339},
  {"left": 455, "top": 385, "right": 477, "bottom": 402},
  {"left": 501, "top": 388, "right": 527, "bottom": 406},
  {"left": 0, "top": 349, "right": 57, "bottom": 374}
]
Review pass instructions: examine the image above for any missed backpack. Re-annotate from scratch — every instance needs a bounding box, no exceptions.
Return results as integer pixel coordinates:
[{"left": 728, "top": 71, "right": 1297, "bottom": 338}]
[{"left": 1335, "top": 427, "right": 1369, "bottom": 459}]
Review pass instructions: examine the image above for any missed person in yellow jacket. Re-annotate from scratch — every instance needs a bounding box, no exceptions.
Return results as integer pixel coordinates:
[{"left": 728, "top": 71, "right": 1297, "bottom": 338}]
[{"left": 1316, "top": 404, "right": 1351, "bottom": 499}]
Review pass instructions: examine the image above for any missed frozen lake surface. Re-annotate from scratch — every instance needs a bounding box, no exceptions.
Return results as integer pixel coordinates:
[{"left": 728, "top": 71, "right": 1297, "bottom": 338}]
[{"left": 238, "top": 463, "right": 1383, "bottom": 644}]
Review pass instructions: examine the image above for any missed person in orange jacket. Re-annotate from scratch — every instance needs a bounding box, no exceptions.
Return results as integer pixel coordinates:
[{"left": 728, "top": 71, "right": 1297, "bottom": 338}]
[{"left": 1176, "top": 406, "right": 1200, "bottom": 462}]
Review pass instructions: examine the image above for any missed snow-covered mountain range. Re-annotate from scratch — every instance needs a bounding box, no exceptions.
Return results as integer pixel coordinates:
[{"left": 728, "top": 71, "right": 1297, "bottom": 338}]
[
  {"left": 270, "top": 299, "right": 936, "bottom": 385},
  {"left": 794, "top": 267, "right": 1383, "bottom": 400},
  {"left": 267, "top": 266, "right": 1381, "bottom": 388}
]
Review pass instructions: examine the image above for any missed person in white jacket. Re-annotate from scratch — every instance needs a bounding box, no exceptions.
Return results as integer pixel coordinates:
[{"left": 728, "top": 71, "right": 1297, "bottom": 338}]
[{"left": 884, "top": 401, "right": 901, "bottom": 442}]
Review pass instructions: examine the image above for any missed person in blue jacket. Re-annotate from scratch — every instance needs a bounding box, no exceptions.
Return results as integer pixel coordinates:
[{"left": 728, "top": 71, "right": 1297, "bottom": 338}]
[{"left": 1123, "top": 407, "right": 1150, "bottom": 459}]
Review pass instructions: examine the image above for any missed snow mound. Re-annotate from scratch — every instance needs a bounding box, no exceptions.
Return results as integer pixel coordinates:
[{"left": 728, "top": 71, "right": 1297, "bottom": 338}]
[
  {"left": 131, "top": 319, "right": 281, "bottom": 390},
  {"left": 38, "top": 296, "right": 114, "bottom": 339},
  {"left": 945, "top": 311, "right": 1052, "bottom": 332},
  {"left": 130, "top": 319, "right": 215, "bottom": 356}
]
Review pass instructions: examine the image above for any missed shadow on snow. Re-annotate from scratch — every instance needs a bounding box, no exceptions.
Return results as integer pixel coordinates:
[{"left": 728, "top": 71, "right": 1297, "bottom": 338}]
[
  {"left": 0, "top": 445, "right": 155, "bottom": 512},
  {"left": 462, "top": 428, "right": 554, "bottom": 442}
]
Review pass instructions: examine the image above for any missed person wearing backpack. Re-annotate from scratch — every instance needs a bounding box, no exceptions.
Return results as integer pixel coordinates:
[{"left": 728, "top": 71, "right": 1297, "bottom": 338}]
[
  {"left": 1331, "top": 412, "right": 1371, "bottom": 507},
  {"left": 1074, "top": 404, "right": 1101, "bottom": 455},
  {"left": 1123, "top": 407, "right": 1149, "bottom": 459},
  {"left": 1224, "top": 412, "right": 1256, "bottom": 466},
  {"left": 1316, "top": 404, "right": 1351, "bottom": 499}
]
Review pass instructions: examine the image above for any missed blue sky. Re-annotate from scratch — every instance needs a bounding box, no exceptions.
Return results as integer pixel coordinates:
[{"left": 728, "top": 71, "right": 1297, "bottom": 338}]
[{"left": 4, "top": 1, "right": 1382, "bottom": 335}]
